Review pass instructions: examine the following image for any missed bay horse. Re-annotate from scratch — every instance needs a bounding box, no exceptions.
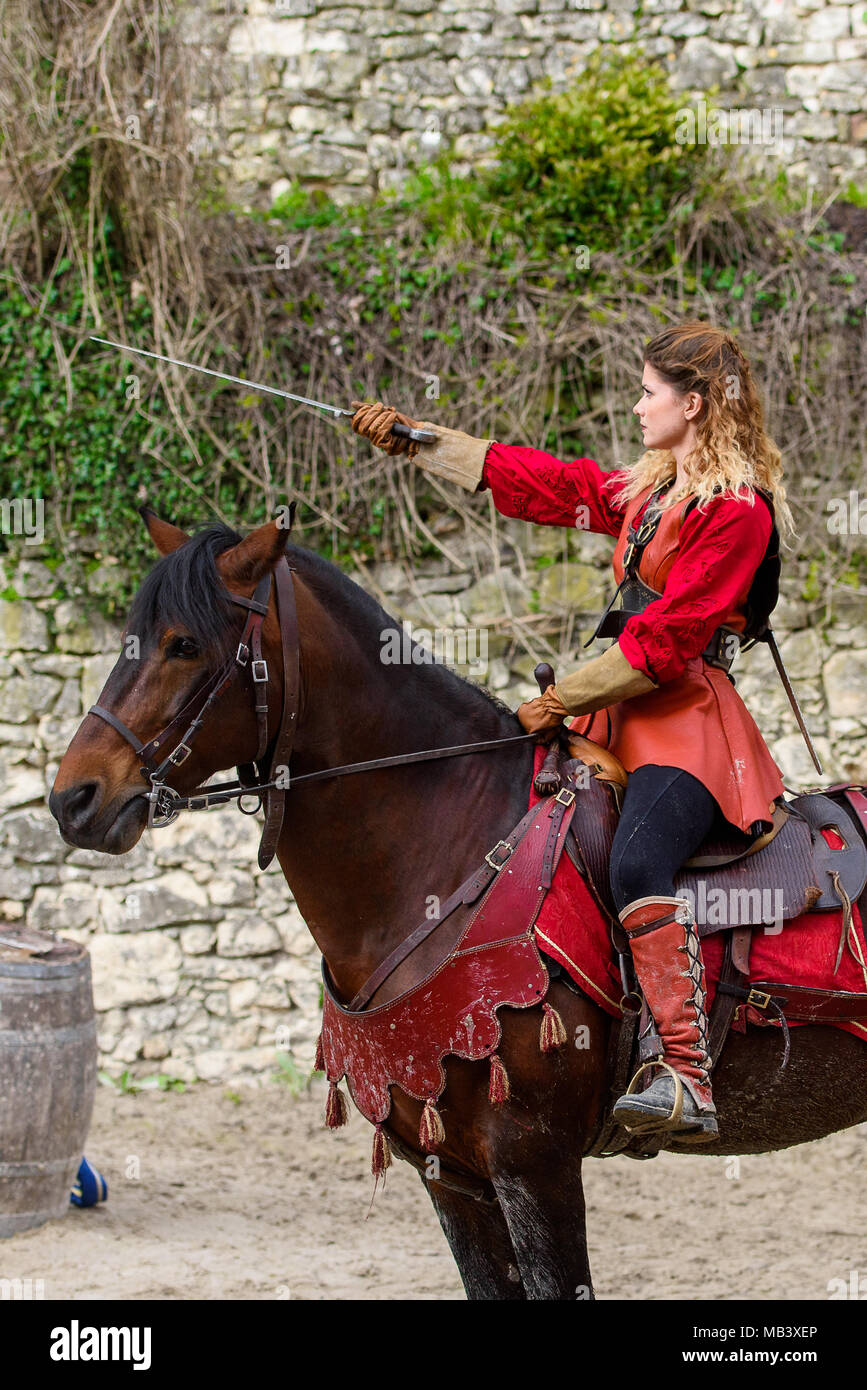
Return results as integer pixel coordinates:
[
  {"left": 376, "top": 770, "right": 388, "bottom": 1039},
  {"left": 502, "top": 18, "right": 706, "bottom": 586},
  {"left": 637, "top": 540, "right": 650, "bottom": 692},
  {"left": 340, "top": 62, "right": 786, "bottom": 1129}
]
[{"left": 49, "top": 511, "right": 867, "bottom": 1300}]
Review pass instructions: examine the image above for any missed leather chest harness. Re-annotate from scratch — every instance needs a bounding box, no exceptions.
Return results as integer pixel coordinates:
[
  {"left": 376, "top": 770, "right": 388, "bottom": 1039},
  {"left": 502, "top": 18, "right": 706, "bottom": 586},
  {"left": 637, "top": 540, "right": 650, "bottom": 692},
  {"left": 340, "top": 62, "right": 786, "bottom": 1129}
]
[
  {"left": 588, "top": 485, "right": 822, "bottom": 771},
  {"left": 588, "top": 485, "right": 750, "bottom": 673}
]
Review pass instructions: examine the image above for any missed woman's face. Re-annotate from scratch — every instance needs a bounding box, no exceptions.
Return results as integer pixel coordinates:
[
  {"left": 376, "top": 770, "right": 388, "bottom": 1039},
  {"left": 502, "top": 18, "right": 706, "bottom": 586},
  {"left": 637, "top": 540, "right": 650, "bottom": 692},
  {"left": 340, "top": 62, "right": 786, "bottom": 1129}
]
[{"left": 633, "top": 363, "right": 702, "bottom": 452}]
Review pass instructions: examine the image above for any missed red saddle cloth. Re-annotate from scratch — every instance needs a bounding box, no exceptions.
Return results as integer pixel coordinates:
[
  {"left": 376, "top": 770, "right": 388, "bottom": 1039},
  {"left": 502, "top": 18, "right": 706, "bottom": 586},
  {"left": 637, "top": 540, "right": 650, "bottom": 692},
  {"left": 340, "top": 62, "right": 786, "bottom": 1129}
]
[
  {"left": 530, "top": 747, "right": 867, "bottom": 1044},
  {"left": 319, "top": 789, "right": 575, "bottom": 1134}
]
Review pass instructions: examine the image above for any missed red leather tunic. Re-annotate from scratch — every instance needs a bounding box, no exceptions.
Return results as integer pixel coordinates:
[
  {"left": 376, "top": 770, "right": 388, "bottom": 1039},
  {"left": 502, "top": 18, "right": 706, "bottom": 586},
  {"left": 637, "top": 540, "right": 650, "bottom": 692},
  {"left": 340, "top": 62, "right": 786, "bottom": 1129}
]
[{"left": 481, "top": 443, "right": 785, "bottom": 833}]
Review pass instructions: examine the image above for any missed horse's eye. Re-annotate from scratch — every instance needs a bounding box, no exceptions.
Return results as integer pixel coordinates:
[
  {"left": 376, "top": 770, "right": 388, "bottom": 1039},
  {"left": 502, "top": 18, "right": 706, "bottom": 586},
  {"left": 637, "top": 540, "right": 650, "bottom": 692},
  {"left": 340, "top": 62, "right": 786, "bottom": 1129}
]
[{"left": 168, "top": 636, "right": 199, "bottom": 660}]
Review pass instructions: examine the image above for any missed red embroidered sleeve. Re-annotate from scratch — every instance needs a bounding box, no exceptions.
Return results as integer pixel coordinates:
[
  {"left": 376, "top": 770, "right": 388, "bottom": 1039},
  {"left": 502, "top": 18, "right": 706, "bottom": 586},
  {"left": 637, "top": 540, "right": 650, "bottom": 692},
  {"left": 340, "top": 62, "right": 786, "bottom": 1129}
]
[
  {"left": 481, "top": 442, "right": 627, "bottom": 537},
  {"left": 618, "top": 494, "right": 774, "bottom": 684}
]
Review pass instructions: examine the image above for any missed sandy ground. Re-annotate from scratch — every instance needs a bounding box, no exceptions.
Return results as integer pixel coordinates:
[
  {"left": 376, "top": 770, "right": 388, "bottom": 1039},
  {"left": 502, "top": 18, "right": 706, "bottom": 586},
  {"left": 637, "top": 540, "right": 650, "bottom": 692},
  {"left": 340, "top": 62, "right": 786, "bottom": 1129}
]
[{"left": 3, "top": 1078, "right": 867, "bottom": 1302}]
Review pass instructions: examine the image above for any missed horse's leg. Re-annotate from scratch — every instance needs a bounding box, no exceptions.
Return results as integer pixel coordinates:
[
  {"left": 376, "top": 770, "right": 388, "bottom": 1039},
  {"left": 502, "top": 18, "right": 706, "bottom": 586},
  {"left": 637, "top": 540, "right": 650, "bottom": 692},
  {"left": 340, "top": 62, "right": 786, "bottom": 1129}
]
[
  {"left": 490, "top": 1157, "right": 594, "bottom": 1301},
  {"left": 422, "top": 1181, "right": 527, "bottom": 1300}
]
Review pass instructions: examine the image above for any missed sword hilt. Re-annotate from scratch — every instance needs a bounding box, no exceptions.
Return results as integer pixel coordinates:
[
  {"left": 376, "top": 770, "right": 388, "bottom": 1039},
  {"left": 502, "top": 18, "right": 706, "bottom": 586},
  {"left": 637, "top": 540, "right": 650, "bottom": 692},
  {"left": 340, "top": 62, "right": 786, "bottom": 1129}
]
[{"left": 391, "top": 421, "right": 438, "bottom": 444}]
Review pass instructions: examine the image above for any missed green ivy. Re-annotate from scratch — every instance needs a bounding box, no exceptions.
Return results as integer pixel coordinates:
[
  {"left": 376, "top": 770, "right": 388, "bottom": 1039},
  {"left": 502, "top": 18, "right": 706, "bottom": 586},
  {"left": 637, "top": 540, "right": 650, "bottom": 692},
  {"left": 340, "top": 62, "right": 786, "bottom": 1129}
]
[{"left": 1, "top": 54, "right": 862, "bottom": 606}]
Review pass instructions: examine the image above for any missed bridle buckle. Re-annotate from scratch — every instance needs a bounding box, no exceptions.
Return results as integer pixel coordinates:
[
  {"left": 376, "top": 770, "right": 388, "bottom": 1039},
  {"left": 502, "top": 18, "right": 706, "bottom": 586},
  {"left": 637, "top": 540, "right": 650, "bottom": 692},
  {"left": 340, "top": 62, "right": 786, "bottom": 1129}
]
[
  {"left": 251, "top": 659, "right": 268, "bottom": 683},
  {"left": 168, "top": 742, "right": 192, "bottom": 767},
  {"left": 236, "top": 642, "right": 249, "bottom": 666}
]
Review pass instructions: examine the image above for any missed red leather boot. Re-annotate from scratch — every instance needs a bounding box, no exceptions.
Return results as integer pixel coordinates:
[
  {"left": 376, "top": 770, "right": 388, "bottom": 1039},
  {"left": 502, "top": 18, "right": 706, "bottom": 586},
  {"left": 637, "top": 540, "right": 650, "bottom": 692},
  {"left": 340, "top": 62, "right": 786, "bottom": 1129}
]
[{"left": 612, "top": 895, "right": 718, "bottom": 1142}]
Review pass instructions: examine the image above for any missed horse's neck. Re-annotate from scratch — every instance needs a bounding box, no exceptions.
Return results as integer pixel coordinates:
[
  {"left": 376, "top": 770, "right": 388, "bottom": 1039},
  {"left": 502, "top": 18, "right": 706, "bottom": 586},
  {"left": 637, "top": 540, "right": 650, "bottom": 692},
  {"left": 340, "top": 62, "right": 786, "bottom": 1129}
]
[{"left": 274, "top": 643, "right": 531, "bottom": 1002}]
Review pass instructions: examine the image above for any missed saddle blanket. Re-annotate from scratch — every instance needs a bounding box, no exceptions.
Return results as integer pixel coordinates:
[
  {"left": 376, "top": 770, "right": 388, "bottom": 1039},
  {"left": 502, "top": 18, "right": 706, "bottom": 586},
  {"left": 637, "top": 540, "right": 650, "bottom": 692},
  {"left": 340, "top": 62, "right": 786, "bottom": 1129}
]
[{"left": 530, "top": 749, "right": 867, "bottom": 1044}]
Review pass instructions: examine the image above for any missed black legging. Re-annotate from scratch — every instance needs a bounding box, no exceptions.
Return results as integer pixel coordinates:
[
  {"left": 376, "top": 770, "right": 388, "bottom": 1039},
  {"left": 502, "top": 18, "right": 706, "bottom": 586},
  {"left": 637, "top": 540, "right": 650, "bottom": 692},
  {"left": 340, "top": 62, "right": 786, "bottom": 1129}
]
[{"left": 609, "top": 764, "right": 719, "bottom": 914}]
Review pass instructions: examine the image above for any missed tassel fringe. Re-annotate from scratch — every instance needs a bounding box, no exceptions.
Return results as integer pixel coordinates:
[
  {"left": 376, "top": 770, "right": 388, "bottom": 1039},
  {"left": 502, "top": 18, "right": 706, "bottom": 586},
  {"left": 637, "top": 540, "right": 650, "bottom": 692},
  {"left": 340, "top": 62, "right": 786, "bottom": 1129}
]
[
  {"left": 419, "top": 1098, "right": 445, "bottom": 1151},
  {"left": 371, "top": 1123, "right": 392, "bottom": 1177},
  {"left": 540, "top": 1002, "right": 567, "bottom": 1052},
  {"left": 325, "top": 1078, "right": 348, "bottom": 1129},
  {"left": 488, "top": 1052, "right": 511, "bottom": 1104},
  {"left": 314, "top": 1033, "right": 325, "bottom": 1072}
]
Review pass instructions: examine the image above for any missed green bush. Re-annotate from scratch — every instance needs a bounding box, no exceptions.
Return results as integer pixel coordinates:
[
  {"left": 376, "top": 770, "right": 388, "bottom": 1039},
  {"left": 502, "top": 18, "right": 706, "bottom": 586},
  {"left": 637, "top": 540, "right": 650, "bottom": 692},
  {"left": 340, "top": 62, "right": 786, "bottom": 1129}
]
[
  {"left": 486, "top": 49, "right": 708, "bottom": 252},
  {"left": 404, "top": 48, "right": 710, "bottom": 256}
]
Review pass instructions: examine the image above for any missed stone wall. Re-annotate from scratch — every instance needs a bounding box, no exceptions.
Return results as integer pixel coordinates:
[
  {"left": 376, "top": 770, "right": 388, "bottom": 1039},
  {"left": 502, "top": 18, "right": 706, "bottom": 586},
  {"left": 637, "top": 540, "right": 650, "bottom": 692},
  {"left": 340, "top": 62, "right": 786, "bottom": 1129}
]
[
  {"left": 185, "top": 0, "right": 867, "bottom": 206},
  {"left": 1, "top": 525, "right": 866, "bottom": 1082}
]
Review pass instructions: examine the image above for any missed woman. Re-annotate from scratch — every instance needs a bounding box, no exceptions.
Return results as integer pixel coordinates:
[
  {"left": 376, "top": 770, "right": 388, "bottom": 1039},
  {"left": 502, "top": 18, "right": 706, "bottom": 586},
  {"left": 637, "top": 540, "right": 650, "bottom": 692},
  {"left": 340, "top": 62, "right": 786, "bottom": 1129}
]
[{"left": 350, "top": 323, "right": 792, "bottom": 1142}]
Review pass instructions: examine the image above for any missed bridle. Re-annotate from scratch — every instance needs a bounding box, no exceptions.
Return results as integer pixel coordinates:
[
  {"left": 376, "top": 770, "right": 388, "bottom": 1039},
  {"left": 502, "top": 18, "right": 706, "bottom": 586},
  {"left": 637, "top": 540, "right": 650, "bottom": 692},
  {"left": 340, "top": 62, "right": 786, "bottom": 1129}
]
[
  {"left": 88, "top": 553, "right": 537, "bottom": 870},
  {"left": 89, "top": 554, "right": 301, "bottom": 869}
]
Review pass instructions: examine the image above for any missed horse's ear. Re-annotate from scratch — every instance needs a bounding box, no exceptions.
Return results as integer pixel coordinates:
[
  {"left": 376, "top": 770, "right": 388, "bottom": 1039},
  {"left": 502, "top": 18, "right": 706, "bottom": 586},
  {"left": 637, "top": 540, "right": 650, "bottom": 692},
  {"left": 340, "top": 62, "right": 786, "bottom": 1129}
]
[
  {"left": 139, "top": 506, "right": 191, "bottom": 556},
  {"left": 217, "top": 512, "right": 293, "bottom": 587}
]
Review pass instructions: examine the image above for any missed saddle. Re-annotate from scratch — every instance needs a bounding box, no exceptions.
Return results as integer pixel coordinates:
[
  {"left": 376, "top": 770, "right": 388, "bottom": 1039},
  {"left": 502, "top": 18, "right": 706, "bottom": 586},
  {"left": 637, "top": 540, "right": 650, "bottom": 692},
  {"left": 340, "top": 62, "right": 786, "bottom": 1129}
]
[
  {"left": 541, "top": 731, "right": 867, "bottom": 934},
  {"left": 536, "top": 731, "right": 867, "bottom": 1159}
]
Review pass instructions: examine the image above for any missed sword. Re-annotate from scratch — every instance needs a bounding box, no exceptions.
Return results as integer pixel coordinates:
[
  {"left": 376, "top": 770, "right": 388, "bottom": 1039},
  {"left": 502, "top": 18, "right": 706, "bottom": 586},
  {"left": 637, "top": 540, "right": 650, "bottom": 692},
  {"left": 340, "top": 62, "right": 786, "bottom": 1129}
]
[
  {"left": 763, "top": 629, "right": 824, "bottom": 775},
  {"left": 88, "top": 336, "right": 438, "bottom": 443}
]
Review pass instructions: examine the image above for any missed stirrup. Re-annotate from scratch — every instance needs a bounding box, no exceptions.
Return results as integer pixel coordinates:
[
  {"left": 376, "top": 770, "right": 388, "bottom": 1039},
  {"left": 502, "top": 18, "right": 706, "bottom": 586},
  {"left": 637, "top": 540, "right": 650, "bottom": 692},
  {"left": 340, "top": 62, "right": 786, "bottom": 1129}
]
[
  {"left": 622, "top": 1060, "right": 685, "bottom": 1130},
  {"left": 613, "top": 1060, "right": 717, "bottom": 1141}
]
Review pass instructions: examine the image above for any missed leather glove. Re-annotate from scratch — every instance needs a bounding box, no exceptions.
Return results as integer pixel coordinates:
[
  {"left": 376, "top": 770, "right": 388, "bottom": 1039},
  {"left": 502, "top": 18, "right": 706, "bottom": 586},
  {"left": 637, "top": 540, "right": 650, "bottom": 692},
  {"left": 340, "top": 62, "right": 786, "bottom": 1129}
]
[
  {"left": 514, "top": 692, "right": 561, "bottom": 739},
  {"left": 351, "top": 401, "right": 493, "bottom": 491},
  {"left": 552, "top": 642, "right": 657, "bottom": 716},
  {"left": 350, "top": 400, "right": 422, "bottom": 458},
  {"left": 516, "top": 695, "right": 563, "bottom": 740}
]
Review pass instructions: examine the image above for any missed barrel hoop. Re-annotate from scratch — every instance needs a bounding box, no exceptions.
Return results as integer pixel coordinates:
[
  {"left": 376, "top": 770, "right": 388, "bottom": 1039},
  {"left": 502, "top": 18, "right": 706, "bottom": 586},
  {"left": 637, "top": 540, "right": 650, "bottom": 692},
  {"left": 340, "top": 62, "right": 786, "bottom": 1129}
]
[
  {"left": 0, "top": 960, "right": 91, "bottom": 982},
  {"left": 0, "top": 1020, "right": 97, "bottom": 1047},
  {"left": 0, "top": 978, "right": 87, "bottom": 998},
  {"left": 0, "top": 1156, "right": 81, "bottom": 1177}
]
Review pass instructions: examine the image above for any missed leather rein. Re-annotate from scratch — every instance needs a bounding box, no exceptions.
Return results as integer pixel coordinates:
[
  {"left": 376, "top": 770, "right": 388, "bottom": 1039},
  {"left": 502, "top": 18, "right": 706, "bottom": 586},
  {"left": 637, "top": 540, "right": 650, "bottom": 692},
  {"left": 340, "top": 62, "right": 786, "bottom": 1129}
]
[{"left": 88, "top": 554, "right": 537, "bottom": 869}]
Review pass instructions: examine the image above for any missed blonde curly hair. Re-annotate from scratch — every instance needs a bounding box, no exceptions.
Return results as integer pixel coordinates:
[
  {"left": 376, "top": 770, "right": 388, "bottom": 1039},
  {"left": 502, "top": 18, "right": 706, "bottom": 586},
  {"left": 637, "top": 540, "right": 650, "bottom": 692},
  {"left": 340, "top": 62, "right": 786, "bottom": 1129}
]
[{"left": 614, "top": 322, "right": 794, "bottom": 538}]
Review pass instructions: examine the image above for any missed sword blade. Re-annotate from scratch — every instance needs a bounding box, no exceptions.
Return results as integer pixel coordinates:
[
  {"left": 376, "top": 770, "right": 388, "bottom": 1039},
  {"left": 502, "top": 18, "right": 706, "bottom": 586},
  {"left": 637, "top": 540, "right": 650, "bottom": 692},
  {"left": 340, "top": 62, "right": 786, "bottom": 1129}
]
[{"left": 89, "top": 336, "right": 353, "bottom": 417}]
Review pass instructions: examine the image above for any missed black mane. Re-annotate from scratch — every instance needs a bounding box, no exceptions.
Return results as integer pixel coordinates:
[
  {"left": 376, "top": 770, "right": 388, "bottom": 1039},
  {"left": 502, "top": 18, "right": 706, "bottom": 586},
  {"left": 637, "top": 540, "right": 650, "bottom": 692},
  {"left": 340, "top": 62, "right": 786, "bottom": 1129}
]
[{"left": 129, "top": 524, "right": 244, "bottom": 659}]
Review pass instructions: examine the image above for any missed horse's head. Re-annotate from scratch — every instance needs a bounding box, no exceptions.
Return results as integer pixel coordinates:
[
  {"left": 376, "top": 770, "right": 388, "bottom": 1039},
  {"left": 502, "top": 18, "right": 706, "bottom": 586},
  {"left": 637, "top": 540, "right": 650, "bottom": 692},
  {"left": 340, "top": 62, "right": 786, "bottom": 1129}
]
[{"left": 49, "top": 507, "right": 294, "bottom": 854}]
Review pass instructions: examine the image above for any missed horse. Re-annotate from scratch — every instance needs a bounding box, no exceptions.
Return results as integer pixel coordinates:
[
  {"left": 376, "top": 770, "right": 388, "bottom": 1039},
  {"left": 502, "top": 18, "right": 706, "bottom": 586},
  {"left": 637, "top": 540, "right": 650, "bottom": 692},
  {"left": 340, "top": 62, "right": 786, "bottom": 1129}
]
[{"left": 49, "top": 509, "right": 867, "bottom": 1300}]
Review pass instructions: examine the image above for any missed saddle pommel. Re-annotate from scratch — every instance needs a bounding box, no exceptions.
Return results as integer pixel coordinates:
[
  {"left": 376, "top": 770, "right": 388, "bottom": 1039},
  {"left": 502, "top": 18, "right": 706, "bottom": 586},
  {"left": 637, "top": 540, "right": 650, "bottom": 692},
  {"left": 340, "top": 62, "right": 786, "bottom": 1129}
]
[{"left": 565, "top": 732, "right": 628, "bottom": 790}]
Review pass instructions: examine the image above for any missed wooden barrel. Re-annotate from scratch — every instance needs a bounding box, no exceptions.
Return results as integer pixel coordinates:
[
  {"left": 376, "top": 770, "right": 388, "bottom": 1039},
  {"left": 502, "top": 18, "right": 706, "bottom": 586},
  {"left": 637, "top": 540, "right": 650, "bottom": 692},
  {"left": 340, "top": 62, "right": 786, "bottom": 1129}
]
[{"left": 0, "top": 930, "right": 97, "bottom": 1237}]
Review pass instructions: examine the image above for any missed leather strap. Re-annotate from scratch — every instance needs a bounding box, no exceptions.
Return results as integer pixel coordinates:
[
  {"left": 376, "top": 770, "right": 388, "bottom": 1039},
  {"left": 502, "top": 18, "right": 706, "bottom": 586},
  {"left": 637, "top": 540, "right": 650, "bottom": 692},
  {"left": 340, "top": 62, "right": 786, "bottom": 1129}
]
[
  {"left": 385, "top": 1128, "right": 497, "bottom": 1204},
  {"left": 622, "top": 909, "right": 683, "bottom": 940},
  {"left": 88, "top": 704, "right": 147, "bottom": 756},
  {"left": 348, "top": 799, "right": 549, "bottom": 1012},
  {"left": 682, "top": 802, "right": 790, "bottom": 870},
  {"left": 706, "top": 931, "right": 749, "bottom": 1068},
  {"left": 594, "top": 574, "right": 742, "bottom": 673},
  {"left": 735, "top": 979, "right": 867, "bottom": 1022},
  {"left": 730, "top": 923, "right": 752, "bottom": 975},
  {"left": 257, "top": 557, "right": 301, "bottom": 870},
  {"left": 245, "top": 589, "right": 270, "bottom": 762},
  {"left": 348, "top": 790, "right": 576, "bottom": 1012},
  {"left": 585, "top": 1004, "right": 641, "bottom": 1158}
]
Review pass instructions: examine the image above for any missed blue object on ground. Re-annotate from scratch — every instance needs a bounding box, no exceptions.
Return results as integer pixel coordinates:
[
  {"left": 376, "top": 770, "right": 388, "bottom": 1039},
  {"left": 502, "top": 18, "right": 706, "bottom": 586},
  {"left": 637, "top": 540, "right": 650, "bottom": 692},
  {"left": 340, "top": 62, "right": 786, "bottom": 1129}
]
[{"left": 70, "top": 1157, "right": 108, "bottom": 1208}]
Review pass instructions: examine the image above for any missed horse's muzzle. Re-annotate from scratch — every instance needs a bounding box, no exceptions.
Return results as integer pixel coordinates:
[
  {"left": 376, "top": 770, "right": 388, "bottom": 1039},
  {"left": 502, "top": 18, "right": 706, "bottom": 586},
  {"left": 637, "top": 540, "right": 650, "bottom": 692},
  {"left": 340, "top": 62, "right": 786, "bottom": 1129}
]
[{"left": 48, "top": 782, "right": 149, "bottom": 855}]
